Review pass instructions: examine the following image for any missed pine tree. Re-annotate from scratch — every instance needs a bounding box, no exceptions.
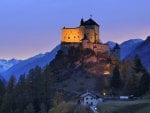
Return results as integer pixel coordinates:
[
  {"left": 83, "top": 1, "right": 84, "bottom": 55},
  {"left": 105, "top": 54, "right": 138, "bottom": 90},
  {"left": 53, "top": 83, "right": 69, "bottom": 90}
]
[
  {"left": 125, "top": 73, "right": 139, "bottom": 96},
  {"left": 1, "top": 75, "right": 16, "bottom": 113},
  {"left": 15, "top": 74, "right": 28, "bottom": 113},
  {"left": 26, "top": 66, "right": 43, "bottom": 112},
  {"left": 111, "top": 66, "right": 122, "bottom": 91},
  {"left": 133, "top": 55, "right": 145, "bottom": 73},
  {"left": 0, "top": 79, "right": 5, "bottom": 106},
  {"left": 138, "top": 71, "right": 150, "bottom": 96}
]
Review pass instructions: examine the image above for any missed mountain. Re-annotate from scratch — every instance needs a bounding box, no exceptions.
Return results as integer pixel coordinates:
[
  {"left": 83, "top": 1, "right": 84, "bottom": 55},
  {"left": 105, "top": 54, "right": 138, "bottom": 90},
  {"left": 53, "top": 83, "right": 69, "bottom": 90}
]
[
  {"left": 2, "top": 45, "right": 60, "bottom": 80},
  {"left": 0, "top": 59, "right": 21, "bottom": 73},
  {"left": 106, "top": 41, "right": 117, "bottom": 50},
  {"left": 127, "top": 37, "right": 150, "bottom": 70},
  {"left": 120, "top": 39, "right": 143, "bottom": 60}
]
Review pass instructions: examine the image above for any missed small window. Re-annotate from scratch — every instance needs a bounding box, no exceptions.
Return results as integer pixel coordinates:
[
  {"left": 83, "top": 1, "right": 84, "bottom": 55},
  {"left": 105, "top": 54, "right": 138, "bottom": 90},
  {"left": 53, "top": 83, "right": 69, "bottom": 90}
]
[
  {"left": 68, "top": 37, "right": 70, "bottom": 39},
  {"left": 91, "top": 98, "right": 93, "bottom": 100},
  {"left": 86, "top": 102, "right": 88, "bottom": 104},
  {"left": 86, "top": 98, "right": 88, "bottom": 100},
  {"left": 74, "top": 36, "right": 76, "bottom": 38},
  {"left": 78, "top": 36, "right": 80, "bottom": 38}
]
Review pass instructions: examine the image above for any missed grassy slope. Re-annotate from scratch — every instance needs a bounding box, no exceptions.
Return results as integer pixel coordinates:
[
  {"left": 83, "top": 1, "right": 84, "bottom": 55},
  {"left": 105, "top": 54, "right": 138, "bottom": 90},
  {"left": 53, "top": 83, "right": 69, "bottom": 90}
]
[{"left": 97, "top": 99, "right": 150, "bottom": 113}]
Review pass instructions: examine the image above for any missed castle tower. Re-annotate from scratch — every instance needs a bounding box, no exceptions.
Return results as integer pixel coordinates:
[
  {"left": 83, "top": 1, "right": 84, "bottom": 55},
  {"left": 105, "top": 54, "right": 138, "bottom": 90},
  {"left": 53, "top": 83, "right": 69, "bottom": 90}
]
[{"left": 80, "top": 18, "right": 100, "bottom": 43}]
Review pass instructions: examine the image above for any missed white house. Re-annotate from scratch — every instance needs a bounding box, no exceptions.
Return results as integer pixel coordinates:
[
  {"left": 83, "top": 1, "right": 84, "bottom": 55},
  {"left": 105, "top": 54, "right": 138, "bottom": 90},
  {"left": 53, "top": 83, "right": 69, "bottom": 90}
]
[{"left": 77, "top": 91, "right": 103, "bottom": 106}]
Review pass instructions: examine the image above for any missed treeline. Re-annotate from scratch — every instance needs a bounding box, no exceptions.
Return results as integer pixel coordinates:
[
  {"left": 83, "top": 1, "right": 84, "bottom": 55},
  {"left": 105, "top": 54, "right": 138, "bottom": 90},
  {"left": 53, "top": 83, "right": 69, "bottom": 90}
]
[
  {"left": 0, "top": 66, "right": 54, "bottom": 113},
  {"left": 96, "top": 55, "right": 150, "bottom": 97},
  {"left": 0, "top": 49, "right": 82, "bottom": 113}
]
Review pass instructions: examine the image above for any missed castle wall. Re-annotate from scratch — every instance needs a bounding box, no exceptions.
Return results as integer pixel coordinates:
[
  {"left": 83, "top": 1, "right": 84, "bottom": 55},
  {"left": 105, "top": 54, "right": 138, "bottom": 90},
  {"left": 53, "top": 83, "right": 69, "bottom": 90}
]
[
  {"left": 82, "top": 41, "right": 110, "bottom": 54},
  {"left": 62, "top": 28, "right": 83, "bottom": 43},
  {"left": 93, "top": 44, "right": 110, "bottom": 53},
  {"left": 62, "top": 25, "right": 100, "bottom": 43}
]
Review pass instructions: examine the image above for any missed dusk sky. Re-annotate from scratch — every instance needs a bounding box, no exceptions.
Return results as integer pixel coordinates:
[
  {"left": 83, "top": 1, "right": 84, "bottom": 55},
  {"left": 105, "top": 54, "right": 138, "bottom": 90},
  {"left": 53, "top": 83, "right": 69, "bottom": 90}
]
[{"left": 0, "top": 0, "right": 150, "bottom": 60}]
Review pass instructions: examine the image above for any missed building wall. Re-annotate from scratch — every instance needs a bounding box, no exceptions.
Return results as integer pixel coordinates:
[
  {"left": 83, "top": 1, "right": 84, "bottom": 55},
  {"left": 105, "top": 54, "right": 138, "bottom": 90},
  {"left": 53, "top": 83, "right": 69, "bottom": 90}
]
[
  {"left": 82, "top": 41, "right": 110, "bottom": 54},
  {"left": 83, "top": 95, "right": 97, "bottom": 106},
  {"left": 62, "top": 28, "right": 83, "bottom": 43},
  {"left": 62, "top": 25, "right": 100, "bottom": 43},
  {"left": 84, "top": 25, "right": 100, "bottom": 43}
]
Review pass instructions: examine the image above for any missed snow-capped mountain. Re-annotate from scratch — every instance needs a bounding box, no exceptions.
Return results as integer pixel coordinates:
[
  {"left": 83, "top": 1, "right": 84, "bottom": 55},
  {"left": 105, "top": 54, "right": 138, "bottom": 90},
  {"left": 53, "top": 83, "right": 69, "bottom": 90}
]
[
  {"left": 2, "top": 45, "right": 61, "bottom": 80},
  {"left": 0, "top": 59, "right": 21, "bottom": 73},
  {"left": 120, "top": 39, "right": 143, "bottom": 60}
]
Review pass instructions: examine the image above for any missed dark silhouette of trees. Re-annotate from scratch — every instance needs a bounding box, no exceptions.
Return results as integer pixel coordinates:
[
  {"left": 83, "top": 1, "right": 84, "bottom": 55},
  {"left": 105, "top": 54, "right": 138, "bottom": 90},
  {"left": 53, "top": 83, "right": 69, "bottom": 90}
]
[
  {"left": 110, "top": 65, "right": 122, "bottom": 95},
  {"left": 138, "top": 71, "right": 150, "bottom": 96}
]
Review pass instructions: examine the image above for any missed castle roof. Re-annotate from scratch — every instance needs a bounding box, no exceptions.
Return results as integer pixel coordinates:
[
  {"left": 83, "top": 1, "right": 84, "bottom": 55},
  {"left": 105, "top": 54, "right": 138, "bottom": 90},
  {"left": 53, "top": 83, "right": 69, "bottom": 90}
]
[{"left": 80, "top": 18, "right": 99, "bottom": 27}]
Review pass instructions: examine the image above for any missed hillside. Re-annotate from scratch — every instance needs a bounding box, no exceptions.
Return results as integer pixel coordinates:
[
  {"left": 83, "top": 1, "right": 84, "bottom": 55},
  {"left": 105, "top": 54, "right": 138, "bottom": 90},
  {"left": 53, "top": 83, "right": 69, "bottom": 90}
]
[{"left": 48, "top": 46, "right": 112, "bottom": 93}]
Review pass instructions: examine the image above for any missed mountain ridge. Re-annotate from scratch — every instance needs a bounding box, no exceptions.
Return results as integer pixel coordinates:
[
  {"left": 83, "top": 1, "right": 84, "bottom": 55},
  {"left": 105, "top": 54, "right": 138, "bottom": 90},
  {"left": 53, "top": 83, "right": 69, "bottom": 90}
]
[
  {"left": 1, "top": 37, "right": 150, "bottom": 81},
  {"left": 2, "top": 45, "right": 61, "bottom": 80}
]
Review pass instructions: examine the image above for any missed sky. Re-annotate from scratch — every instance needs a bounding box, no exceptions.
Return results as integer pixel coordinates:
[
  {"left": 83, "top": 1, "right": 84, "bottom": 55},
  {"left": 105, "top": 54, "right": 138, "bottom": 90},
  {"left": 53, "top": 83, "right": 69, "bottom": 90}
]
[{"left": 0, "top": 0, "right": 150, "bottom": 60}]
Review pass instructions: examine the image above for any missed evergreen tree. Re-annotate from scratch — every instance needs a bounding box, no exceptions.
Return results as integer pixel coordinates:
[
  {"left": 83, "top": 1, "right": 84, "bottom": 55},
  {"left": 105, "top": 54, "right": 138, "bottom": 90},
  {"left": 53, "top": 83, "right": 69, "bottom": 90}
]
[
  {"left": 133, "top": 55, "right": 145, "bottom": 73},
  {"left": 24, "top": 103, "right": 35, "bottom": 113},
  {"left": 0, "top": 79, "right": 5, "bottom": 106},
  {"left": 111, "top": 66, "right": 122, "bottom": 91},
  {"left": 138, "top": 71, "right": 150, "bottom": 96},
  {"left": 1, "top": 75, "right": 16, "bottom": 113},
  {"left": 15, "top": 74, "right": 28, "bottom": 113},
  {"left": 125, "top": 73, "right": 139, "bottom": 96},
  {"left": 42, "top": 65, "right": 54, "bottom": 111},
  {"left": 26, "top": 66, "right": 43, "bottom": 112}
]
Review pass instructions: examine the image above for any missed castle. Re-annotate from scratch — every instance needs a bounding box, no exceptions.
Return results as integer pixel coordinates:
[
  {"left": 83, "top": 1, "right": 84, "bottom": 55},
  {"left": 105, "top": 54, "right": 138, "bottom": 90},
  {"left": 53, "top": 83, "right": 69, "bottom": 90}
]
[
  {"left": 61, "top": 18, "right": 120, "bottom": 75},
  {"left": 61, "top": 18, "right": 111, "bottom": 54}
]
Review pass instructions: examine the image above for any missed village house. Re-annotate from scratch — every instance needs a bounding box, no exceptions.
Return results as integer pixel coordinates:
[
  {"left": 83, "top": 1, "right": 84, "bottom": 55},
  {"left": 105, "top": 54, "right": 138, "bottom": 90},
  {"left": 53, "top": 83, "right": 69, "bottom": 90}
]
[{"left": 77, "top": 91, "right": 103, "bottom": 106}]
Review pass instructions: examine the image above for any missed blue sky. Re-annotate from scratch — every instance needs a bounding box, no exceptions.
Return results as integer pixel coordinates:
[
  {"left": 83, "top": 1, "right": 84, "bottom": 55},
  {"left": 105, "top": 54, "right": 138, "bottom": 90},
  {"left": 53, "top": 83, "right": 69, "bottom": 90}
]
[{"left": 0, "top": 0, "right": 150, "bottom": 59}]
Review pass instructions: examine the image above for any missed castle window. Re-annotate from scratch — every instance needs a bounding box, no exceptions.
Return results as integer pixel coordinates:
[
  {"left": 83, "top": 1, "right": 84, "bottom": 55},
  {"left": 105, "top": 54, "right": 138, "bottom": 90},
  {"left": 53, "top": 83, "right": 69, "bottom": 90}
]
[
  {"left": 68, "top": 37, "right": 70, "bottom": 39},
  {"left": 74, "top": 36, "right": 76, "bottom": 38},
  {"left": 78, "top": 36, "right": 80, "bottom": 38}
]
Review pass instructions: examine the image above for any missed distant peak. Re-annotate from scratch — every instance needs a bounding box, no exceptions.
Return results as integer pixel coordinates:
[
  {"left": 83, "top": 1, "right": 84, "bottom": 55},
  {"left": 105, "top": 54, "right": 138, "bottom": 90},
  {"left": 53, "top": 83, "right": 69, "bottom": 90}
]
[{"left": 146, "top": 36, "right": 150, "bottom": 42}]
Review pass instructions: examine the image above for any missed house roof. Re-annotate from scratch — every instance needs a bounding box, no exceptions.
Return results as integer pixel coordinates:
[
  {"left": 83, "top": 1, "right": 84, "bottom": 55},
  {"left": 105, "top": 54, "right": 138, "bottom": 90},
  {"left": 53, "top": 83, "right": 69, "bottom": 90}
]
[{"left": 78, "top": 91, "right": 100, "bottom": 99}]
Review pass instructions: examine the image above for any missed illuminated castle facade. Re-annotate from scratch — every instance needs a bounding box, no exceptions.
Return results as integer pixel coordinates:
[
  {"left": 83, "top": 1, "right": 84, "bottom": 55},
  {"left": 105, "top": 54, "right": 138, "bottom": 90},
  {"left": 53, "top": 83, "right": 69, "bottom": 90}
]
[
  {"left": 62, "top": 18, "right": 100, "bottom": 43},
  {"left": 61, "top": 18, "right": 110, "bottom": 54}
]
